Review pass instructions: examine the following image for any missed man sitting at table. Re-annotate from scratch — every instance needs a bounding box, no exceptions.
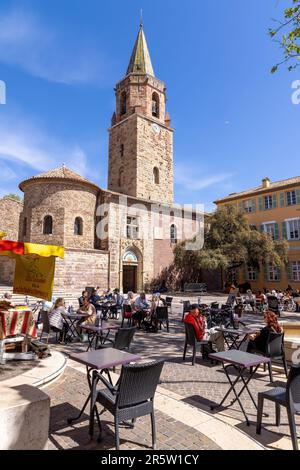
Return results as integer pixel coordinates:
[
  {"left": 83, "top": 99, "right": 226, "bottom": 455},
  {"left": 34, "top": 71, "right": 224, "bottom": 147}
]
[
  {"left": 184, "top": 304, "right": 225, "bottom": 353},
  {"left": 76, "top": 297, "right": 97, "bottom": 334},
  {"left": 133, "top": 292, "right": 150, "bottom": 328},
  {"left": 89, "top": 288, "right": 102, "bottom": 307}
]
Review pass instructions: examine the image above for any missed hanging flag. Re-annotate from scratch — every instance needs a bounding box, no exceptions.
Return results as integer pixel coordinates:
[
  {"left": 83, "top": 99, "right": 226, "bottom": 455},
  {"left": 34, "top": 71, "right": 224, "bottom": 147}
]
[{"left": 13, "top": 255, "right": 56, "bottom": 301}]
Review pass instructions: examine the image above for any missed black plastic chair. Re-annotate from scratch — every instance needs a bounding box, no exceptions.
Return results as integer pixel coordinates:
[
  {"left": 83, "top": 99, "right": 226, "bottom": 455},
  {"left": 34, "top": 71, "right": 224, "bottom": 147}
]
[
  {"left": 165, "top": 296, "right": 173, "bottom": 313},
  {"left": 39, "top": 310, "right": 60, "bottom": 343},
  {"left": 251, "top": 331, "right": 288, "bottom": 383},
  {"left": 90, "top": 360, "right": 164, "bottom": 449},
  {"left": 257, "top": 364, "right": 300, "bottom": 450},
  {"left": 183, "top": 322, "right": 210, "bottom": 365},
  {"left": 121, "top": 305, "right": 133, "bottom": 328},
  {"left": 267, "top": 296, "right": 281, "bottom": 317},
  {"left": 155, "top": 306, "right": 169, "bottom": 332},
  {"left": 181, "top": 300, "right": 190, "bottom": 322},
  {"left": 97, "top": 327, "right": 136, "bottom": 352}
]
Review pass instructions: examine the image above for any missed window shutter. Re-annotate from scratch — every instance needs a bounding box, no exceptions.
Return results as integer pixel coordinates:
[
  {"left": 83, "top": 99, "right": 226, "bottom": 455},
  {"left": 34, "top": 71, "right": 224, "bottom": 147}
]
[
  {"left": 272, "top": 194, "right": 277, "bottom": 209},
  {"left": 274, "top": 223, "right": 279, "bottom": 240},
  {"left": 238, "top": 201, "right": 244, "bottom": 212},
  {"left": 264, "top": 264, "right": 269, "bottom": 283},
  {"left": 258, "top": 196, "right": 264, "bottom": 211},
  {"left": 282, "top": 221, "right": 287, "bottom": 239},
  {"left": 287, "top": 263, "right": 293, "bottom": 281},
  {"left": 280, "top": 192, "right": 285, "bottom": 208},
  {"left": 296, "top": 189, "right": 300, "bottom": 205},
  {"left": 260, "top": 224, "right": 265, "bottom": 233},
  {"left": 297, "top": 219, "right": 300, "bottom": 240},
  {"left": 277, "top": 266, "right": 281, "bottom": 282},
  {"left": 251, "top": 199, "right": 256, "bottom": 212}
]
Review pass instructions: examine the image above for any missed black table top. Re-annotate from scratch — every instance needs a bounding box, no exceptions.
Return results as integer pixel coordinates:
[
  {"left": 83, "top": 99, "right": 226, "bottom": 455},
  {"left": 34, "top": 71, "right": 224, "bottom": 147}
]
[
  {"left": 215, "top": 327, "right": 260, "bottom": 336},
  {"left": 80, "top": 324, "right": 119, "bottom": 333},
  {"left": 69, "top": 348, "right": 141, "bottom": 370},
  {"left": 209, "top": 350, "right": 270, "bottom": 368}
]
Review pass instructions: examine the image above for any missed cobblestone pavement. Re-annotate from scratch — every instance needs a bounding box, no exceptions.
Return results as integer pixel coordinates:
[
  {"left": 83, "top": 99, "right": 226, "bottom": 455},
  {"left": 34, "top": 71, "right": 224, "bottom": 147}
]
[
  {"left": 47, "top": 295, "right": 300, "bottom": 450},
  {"left": 46, "top": 367, "right": 220, "bottom": 450}
]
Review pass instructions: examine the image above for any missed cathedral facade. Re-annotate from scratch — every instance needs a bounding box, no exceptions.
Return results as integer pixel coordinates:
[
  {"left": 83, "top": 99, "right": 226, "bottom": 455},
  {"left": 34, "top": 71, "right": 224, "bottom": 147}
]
[{"left": 0, "top": 25, "right": 201, "bottom": 294}]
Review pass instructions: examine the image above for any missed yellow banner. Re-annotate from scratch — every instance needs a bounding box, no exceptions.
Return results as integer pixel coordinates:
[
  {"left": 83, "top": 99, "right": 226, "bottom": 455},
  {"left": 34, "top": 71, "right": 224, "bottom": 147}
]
[
  {"left": 24, "top": 243, "right": 64, "bottom": 259},
  {"left": 0, "top": 231, "right": 7, "bottom": 240},
  {"left": 13, "top": 255, "right": 56, "bottom": 301}
]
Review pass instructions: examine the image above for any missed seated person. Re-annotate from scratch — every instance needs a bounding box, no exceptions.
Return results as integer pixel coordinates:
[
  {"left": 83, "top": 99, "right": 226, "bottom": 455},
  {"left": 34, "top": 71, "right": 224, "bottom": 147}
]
[
  {"left": 133, "top": 292, "right": 150, "bottom": 328},
  {"left": 89, "top": 288, "right": 102, "bottom": 306},
  {"left": 247, "top": 311, "right": 283, "bottom": 353},
  {"left": 256, "top": 290, "right": 266, "bottom": 303},
  {"left": 244, "top": 289, "right": 255, "bottom": 311},
  {"left": 76, "top": 297, "right": 97, "bottom": 333},
  {"left": 184, "top": 304, "right": 225, "bottom": 352},
  {"left": 78, "top": 290, "right": 89, "bottom": 308},
  {"left": 48, "top": 298, "right": 68, "bottom": 342}
]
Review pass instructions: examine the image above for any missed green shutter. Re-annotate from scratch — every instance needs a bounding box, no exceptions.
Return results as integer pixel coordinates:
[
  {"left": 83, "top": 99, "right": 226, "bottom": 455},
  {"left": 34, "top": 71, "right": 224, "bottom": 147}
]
[
  {"left": 238, "top": 201, "right": 244, "bottom": 212},
  {"left": 277, "top": 266, "right": 281, "bottom": 282},
  {"left": 297, "top": 219, "right": 300, "bottom": 240},
  {"left": 258, "top": 196, "right": 264, "bottom": 211},
  {"left": 274, "top": 223, "right": 279, "bottom": 240},
  {"left": 287, "top": 263, "right": 293, "bottom": 281},
  {"left": 282, "top": 221, "right": 287, "bottom": 239},
  {"left": 272, "top": 194, "right": 277, "bottom": 209},
  {"left": 251, "top": 199, "right": 257, "bottom": 212},
  {"left": 296, "top": 189, "right": 300, "bottom": 205},
  {"left": 280, "top": 192, "right": 285, "bottom": 208},
  {"left": 264, "top": 264, "right": 269, "bottom": 283},
  {"left": 260, "top": 224, "right": 265, "bottom": 233}
]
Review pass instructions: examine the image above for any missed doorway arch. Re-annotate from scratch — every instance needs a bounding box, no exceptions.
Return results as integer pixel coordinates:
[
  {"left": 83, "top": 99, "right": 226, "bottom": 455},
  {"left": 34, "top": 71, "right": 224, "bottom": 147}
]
[{"left": 122, "top": 248, "right": 142, "bottom": 293}]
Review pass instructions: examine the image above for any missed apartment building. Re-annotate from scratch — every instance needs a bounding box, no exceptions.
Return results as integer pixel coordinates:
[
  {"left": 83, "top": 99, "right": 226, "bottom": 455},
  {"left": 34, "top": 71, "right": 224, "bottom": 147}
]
[{"left": 215, "top": 177, "right": 300, "bottom": 291}]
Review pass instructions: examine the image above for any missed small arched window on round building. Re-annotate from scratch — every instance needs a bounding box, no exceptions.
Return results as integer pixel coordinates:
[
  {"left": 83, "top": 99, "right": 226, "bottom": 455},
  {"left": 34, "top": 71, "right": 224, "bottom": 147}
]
[
  {"left": 74, "top": 217, "right": 83, "bottom": 236},
  {"left": 43, "top": 215, "right": 53, "bottom": 235}
]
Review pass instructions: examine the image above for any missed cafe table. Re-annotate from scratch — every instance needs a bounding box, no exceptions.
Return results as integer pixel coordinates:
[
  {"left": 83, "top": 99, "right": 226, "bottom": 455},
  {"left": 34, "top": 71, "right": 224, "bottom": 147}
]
[
  {"left": 215, "top": 326, "right": 262, "bottom": 350},
  {"left": 67, "top": 349, "right": 141, "bottom": 432},
  {"left": 80, "top": 323, "right": 119, "bottom": 351},
  {"left": 209, "top": 350, "right": 270, "bottom": 426}
]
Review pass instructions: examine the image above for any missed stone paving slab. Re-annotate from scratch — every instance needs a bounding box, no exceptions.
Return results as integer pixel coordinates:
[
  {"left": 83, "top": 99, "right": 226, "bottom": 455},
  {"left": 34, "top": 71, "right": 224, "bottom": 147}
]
[
  {"left": 46, "top": 367, "right": 220, "bottom": 451},
  {"left": 47, "top": 299, "right": 300, "bottom": 450}
]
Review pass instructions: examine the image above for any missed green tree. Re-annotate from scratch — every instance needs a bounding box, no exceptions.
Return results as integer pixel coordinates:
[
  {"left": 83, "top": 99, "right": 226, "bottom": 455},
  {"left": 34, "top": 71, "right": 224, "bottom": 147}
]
[
  {"left": 174, "top": 205, "right": 289, "bottom": 285},
  {"left": 3, "top": 193, "right": 23, "bottom": 202},
  {"left": 270, "top": 0, "right": 300, "bottom": 73}
]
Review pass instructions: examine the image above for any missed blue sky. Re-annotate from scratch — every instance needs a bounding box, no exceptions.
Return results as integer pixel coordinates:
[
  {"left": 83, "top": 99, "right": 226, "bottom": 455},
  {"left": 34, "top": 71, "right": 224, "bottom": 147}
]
[{"left": 0, "top": 0, "right": 298, "bottom": 211}]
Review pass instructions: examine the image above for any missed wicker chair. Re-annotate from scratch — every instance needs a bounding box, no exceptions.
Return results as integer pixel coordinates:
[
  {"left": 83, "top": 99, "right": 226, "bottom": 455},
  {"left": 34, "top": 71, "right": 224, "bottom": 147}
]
[
  {"left": 257, "top": 364, "right": 300, "bottom": 450},
  {"left": 181, "top": 300, "right": 190, "bottom": 322},
  {"left": 121, "top": 305, "right": 133, "bottom": 328},
  {"left": 165, "top": 296, "right": 173, "bottom": 313},
  {"left": 97, "top": 327, "right": 136, "bottom": 352},
  {"left": 183, "top": 322, "right": 210, "bottom": 365},
  {"left": 90, "top": 360, "right": 164, "bottom": 449},
  {"left": 250, "top": 331, "right": 288, "bottom": 383},
  {"left": 155, "top": 306, "right": 169, "bottom": 332}
]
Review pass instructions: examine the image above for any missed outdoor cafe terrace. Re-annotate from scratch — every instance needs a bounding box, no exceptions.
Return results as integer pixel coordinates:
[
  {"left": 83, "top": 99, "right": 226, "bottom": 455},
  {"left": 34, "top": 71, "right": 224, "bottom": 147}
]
[{"left": 1, "top": 289, "right": 300, "bottom": 451}]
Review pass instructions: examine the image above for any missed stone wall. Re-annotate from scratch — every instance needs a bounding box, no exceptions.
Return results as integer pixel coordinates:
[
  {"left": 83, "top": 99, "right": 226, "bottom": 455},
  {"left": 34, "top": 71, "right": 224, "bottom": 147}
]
[
  {"left": 54, "top": 248, "right": 109, "bottom": 293},
  {"left": 0, "top": 197, "right": 23, "bottom": 239},
  {"left": 21, "top": 181, "right": 98, "bottom": 249},
  {"left": 0, "top": 197, "right": 23, "bottom": 285}
]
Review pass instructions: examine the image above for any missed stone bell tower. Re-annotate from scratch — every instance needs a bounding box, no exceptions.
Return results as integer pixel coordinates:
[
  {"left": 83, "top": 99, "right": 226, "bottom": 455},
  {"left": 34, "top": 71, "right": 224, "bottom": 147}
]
[{"left": 107, "top": 22, "right": 174, "bottom": 204}]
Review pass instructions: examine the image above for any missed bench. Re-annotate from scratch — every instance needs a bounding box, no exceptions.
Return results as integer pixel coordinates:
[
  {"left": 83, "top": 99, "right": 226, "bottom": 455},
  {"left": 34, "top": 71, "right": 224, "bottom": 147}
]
[{"left": 184, "top": 283, "right": 207, "bottom": 293}]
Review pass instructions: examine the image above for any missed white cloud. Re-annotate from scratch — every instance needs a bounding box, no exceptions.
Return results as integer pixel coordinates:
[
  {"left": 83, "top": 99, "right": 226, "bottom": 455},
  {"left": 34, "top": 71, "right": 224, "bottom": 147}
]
[
  {"left": 174, "top": 163, "right": 233, "bottom": 191},
  {"left": 0, "top": 8, "right": 109, "bottom": 85},
  {"left": 0, "top": 112, "right": 89, "bottom": 178}
]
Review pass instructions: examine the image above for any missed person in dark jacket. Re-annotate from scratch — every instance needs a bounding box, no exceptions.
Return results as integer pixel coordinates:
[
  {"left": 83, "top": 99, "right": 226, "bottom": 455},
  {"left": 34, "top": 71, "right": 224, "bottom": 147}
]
[{"left": 247, "top": 310, "right": 283, "bottom": 353}]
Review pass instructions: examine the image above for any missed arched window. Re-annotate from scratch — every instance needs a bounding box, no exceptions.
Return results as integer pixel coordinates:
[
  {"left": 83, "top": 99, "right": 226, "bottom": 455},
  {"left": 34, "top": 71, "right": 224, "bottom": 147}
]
[
  {"left": 152, "top": 92, "right": 159, "bottom": 118},
  {"left": 170, "top": 224, "right": 177, "bottom": 244},
  {"left": 153, "top": 167, "right": 159, "bottom": 184},
  {"left": 43, "top": 215, "right": 53, "bottom": 235},
  {"left": 120, "top": 91, "right": 127, "bottom": 115},
  {"left": 118, "top": 168, "right": 124, "bottom": 187},
  {"left": 74, "top": 217, "right": 83, "bottom": 236}
]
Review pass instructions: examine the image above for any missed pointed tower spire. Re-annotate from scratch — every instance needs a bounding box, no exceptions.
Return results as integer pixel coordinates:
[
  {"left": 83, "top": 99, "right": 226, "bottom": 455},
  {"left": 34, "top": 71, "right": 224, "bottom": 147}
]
[{"left": 126, "top": 23, "right": 155, "bottom": 76}]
